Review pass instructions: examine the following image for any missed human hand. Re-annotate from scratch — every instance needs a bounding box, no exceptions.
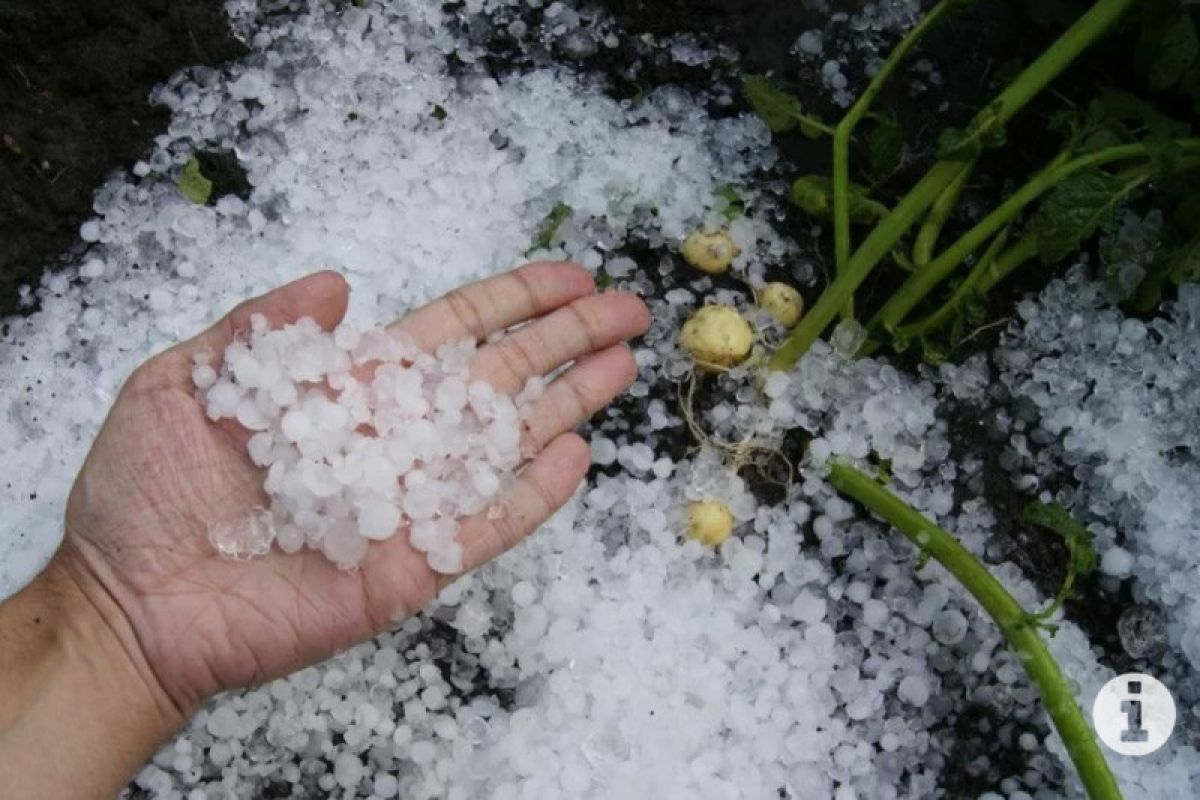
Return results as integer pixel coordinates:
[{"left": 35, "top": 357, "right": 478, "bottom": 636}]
[{"left": 0, "top": 262, "right": 648, "bottom": 798}]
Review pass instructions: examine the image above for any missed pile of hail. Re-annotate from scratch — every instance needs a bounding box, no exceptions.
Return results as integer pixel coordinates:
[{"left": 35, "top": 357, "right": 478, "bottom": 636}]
[{"left": 194, "top": 313, "right": 537, "bottom": 573}]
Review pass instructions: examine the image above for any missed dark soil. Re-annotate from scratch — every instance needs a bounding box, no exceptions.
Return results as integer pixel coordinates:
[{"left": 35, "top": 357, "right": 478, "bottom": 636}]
[
  {"left": 195, "top": 148, "right": 253, "bottom": 203},
  {"left": 9, "top": 0, "right": 1183, "bottom": 795},
  {"left": 0, "top": 0, "right": 245, "bottom": 316}
]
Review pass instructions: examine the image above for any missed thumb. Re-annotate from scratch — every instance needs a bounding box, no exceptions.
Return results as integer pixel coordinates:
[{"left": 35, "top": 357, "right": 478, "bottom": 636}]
[
  {"left": 137, "top": 271, "right": 351, "bottom": 392},
  {"left": 186, "top": 270, "right": 351, "bottom": 360}
]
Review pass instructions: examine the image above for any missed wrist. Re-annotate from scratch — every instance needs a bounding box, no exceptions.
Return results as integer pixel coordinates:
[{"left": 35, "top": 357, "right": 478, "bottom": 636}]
[{"left": 0, "top": 549, "right": 188, "bottom": 798}]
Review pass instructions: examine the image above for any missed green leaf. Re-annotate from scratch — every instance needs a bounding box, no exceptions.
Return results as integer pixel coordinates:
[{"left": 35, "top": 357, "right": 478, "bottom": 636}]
[
  {"left": 918, "top": 336, "right": 952, "bottom": 367},
  {"left": 1166, "top": 231, "right": 1200, "bottom": 283},
  {"left": 1128, "top": 229, "right": 1197, "bottom": 311},
  {"left": 1078, "top": 90, "right": 1192, "bottom": 161},
  {"left": 790, "top": 175, "right": 889, "bottom": 224},
  {"left": 937, "top": 103, "right": 1007, "bottom": 162},
  {"left": 430, "top": 104, "right": 448, "bottom": 121},
  {"left": 715, "top": 184, "right": 746, "bottom": 221},
  {"left": 1087, "top": 89, "right": 1189, "bottom": 137},
  {"left": 177, "top": 156, "right": 213, "bottom": 205},
  {"left": 960, "top": 289, "right": 988, "bottom": 325},
  {"left": 1030, "top": 169, "right": 1128, "bottom": 264},
  {"left": 1142, "top": 13, "right": 1199, "bottom": 91},
  {"left": 1047, "top": 108, "right": 1081, "bottom": 138},
  {"left": 867, "top": 114, "right": 905, "bottom": 176},
  {"left": 936, "top": 128, "right": 974, "bottom": 161},
  {"left": 1100, "top": 210, "right": 1164, "bottom": 301},
  {"left": 743, "top": 75, "right": 827, "bottom": 138},
  {"left": 531, "top": 202, "right": 572, "bottom": 250},
  {"left": 1024, "top": 501, "right": 1097, "bottom": 577}
]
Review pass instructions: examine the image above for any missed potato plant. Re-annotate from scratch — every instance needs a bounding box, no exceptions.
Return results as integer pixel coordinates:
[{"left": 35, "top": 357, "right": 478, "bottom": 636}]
[{"left": 727, "top": 1, "right": 1200, "bottom": 797}]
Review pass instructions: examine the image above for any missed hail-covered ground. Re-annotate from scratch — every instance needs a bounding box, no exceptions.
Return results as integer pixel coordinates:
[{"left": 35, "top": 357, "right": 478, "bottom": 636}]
[{"left": 1, "top": 1, "right": 1197, "bottom": 798}]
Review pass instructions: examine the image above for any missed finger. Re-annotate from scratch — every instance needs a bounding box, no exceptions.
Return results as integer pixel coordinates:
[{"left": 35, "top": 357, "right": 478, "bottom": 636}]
[
  {"left": 519, "top": 344, "right": 638, "bottom": 456},
  {"left": 472, "top": 292, "right": 649, "bottom": 393},
  {"left": 128, "top": 271, "right": 350, "bottom": 394},
  {"left": 391, "top": 261, "right": 595, "bottom": 350},
  {"left": 188, "top": 270, "right": 351, "bottom": 358},
  {"left": 452, "top": 432, "right": 591, "bottom": 575}
]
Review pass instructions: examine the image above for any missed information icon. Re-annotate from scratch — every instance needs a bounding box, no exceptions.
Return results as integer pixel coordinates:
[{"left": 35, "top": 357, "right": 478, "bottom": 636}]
[{"left": 1092, "top": 673, "right": 1176, "bottom": 756}]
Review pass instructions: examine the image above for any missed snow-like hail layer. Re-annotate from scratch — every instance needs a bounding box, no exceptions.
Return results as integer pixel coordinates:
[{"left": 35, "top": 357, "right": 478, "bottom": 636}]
[
  {"left": 0, "top": 0, "right": 784, "bottom": 592},
  {"left": 1, "top": 1, "right": 1197, "bottom": 799},
  {"left": 997, "top": 269, "right": 1200, "bottom": 671}
]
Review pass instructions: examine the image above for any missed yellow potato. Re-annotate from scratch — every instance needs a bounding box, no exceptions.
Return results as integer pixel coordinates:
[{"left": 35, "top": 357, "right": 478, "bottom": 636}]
[
  {"left": 686, "top": 500, "right": 735, "bottom": 546},
  {"left": 681, "top": 229, "right": 739, "bottom": 274},
  {"left": 759, "top": 282, "right": 804, "bottom": 327},
  {"left": 679, "top": 305, "right": 753, "bottom": 370}
]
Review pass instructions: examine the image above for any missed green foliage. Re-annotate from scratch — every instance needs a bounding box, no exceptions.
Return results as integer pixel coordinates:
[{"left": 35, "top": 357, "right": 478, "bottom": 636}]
[
  {"left": 1024, "top": 501, "right": 1098, "bottom": 583},
  {"left": 937, "top": 104, "right": 1007, "bottom": 162},
  {"left": 1059, "top": 90, "right": 1194, "bottom": 174},
  {"left": 430, "top": 104, "right": 448, "bottom": 120},
  {"left": 791, "top": 175, "right": 889, "bottom": 224},
  {"left": 867, "top": 113, "right": 905, "bottom": 176},
  {"left": 1099, "top": 209, "right": 1163, "bottom": 301},
  {"left": 531, "top": 202, "right": 572, "bottom": 250},
  {"left": 714, "top": 185, "right": 746, "bottom": 221},
  {"left": 177, "top": 156, "right": 213, "bottom": 205},
  {"left": 1166, "top": 232, "right": 1200, "bottom": 282},
  {"left": 742, "top": 75, "right": 828, "bottom": 138},
  {"left": 1023, "top": 500, "right": 1097, "bottom": 626},
  {"left": 1131, "top": 230, "right": 1200, "bottom": 310},
  {"left": 1137, "top": 0, "right": 1200, "bottom": 92},
  {"left": 1166, "top": 232, "right": 1200, "bottom": 283},
  {"left": 1030, "top": 169, "right": 1128, "bottom": 263}
]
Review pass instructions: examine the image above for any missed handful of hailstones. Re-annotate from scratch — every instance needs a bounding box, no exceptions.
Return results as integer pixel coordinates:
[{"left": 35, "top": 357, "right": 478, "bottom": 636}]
[{"left": 193, "top": 314, "right": 540, "bottom": 573}]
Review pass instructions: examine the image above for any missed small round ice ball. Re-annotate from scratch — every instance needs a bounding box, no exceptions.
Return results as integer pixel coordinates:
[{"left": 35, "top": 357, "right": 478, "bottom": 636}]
[
  {"left": 897, "top": 674, "right": 931, "bottom": 706},
  {"left": 931, "top": 609, "right": 968, "bottom": 645},
  {"left": 358, "top": 499, "right": 401, "bottom": 541},
  {"left": 1117, "top": 604, "right": 1167, "bottom": 660}
]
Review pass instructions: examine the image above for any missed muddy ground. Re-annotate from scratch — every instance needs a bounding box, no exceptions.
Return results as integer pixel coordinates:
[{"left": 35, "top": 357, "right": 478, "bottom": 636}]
[
  {"left": 0, "top": 0, "right": 245, "bottom": 316},
  {"left": 2, "top": 0, "right": 1182, "bottom": 796}
]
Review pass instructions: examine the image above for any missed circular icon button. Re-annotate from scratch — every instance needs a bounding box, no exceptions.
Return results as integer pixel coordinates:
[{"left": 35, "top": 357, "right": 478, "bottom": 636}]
[{"left": 1092, "top": 672, "right": 1176, "bottom": 756}]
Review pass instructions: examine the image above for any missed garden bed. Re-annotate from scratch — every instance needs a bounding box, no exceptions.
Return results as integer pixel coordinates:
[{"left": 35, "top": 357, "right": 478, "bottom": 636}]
[{"left": 1, "top": 0, "right": 1198, "bottom": 798}]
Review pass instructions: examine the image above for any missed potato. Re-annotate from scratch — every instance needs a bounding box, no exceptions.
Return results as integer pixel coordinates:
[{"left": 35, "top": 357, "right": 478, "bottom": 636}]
[
  {"left": 679, "top": 305, "right": 753, "bottom": 370},
  {"left": 686, "top": 500, "right": 735, "bottom": 546},
  {"left": 758, "top": 282, "right": 804, "bottom": 327},
  {"left": 681, "top": 229, "right": 739, "bottom": 274}
]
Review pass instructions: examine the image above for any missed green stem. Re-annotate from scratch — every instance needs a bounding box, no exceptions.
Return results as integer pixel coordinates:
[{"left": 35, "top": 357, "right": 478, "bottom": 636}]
[
  {"left": 800, "top": 115, "right": 838, "bottom": 138},
  {"left": 896, "top": 231, "right": 1036, "bottom": 342},
  {"left": 913, "top": 160, "right": 976, "bottom": 268},
  {"left": 1030, "top": 558, "right": 1076, "bottom": 624},
  {"left": 832, "top": 0, "right": 971, "bottom": 320},
  {"left": 868, "top": 142, "right": 1200, "bottom": 338},
  {"left": 976, "top": 232, "right": 1039, "bottom": 294},
  {"left": 827, "top": 462, "right": 1123, "bottom": 800},
  {"left": 769, "top": 0, "right": 1137, "bottom": 371}
]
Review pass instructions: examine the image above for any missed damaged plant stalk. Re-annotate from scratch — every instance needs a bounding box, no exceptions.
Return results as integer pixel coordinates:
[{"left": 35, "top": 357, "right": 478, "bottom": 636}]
[{"left": 828, "top": 462, "right": 1123, "bottom": 800}]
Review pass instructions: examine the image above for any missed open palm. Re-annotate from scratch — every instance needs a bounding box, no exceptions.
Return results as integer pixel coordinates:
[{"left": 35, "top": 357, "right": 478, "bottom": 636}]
[{"left": 59, "top": 262, "right": 648, "bottom": 716}]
